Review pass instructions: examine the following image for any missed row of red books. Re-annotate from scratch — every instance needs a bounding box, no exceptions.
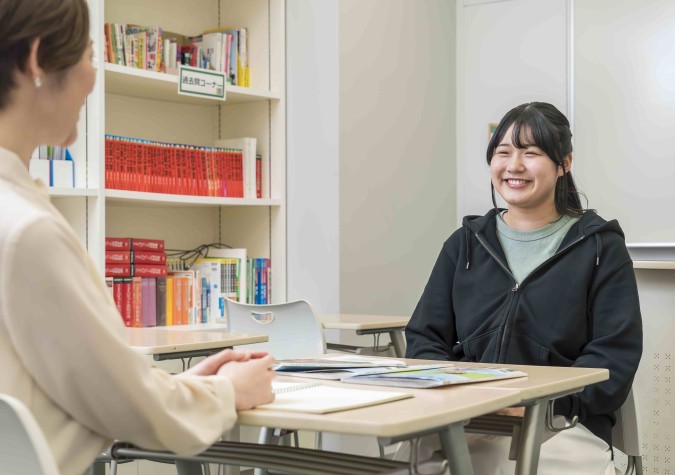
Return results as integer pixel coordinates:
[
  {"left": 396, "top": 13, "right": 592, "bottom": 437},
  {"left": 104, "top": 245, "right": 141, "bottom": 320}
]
[{"left": 105, "top": 135, "right": 244, "bottom": 197}]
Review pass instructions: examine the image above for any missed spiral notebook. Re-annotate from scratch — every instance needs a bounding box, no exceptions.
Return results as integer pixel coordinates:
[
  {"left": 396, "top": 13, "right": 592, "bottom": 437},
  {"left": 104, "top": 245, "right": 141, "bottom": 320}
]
[{"left": 256, "top": 381, "right": 413, "bottom": 414}]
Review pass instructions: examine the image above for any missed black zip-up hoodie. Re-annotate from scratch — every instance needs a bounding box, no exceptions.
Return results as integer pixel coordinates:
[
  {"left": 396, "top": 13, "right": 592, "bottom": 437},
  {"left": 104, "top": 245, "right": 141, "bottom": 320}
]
[{"left": 406, "top": 209, "right": 643, "bottom": 449}]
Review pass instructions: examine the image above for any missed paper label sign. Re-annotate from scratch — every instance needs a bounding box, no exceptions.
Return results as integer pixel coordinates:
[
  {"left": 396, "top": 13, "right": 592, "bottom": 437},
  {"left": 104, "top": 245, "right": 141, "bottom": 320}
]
[{"left": 178, "top": 66, "right": 226, "bottom": 101}]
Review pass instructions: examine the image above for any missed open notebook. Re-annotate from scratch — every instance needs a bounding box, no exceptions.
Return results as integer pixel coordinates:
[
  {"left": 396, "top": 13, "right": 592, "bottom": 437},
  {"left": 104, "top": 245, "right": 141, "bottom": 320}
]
[{"left": 256, "top": 381, "right": 413, "bottom": 414}]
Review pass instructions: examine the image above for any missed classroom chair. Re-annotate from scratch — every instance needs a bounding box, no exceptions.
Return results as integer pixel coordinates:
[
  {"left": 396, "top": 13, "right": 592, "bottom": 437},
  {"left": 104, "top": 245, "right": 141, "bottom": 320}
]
[
  {"left": 224, "top": 299, "right": 327, "bottom": 471},
  {"left": 0, "top": 393, "right": 60, "bottom": 475},
  {"left": 224, "top": 298, "right": 326, "bottom": 358},
  {"left": 464, "top": 387, "right": 642, "bottom": 473},
  {"left": 612, "top": 388, "right": 643, "bottom": 475}
]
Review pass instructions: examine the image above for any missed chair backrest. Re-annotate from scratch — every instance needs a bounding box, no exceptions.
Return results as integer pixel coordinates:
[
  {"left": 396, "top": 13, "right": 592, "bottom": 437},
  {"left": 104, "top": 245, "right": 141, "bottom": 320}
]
[
  {"left": 224, "top": 299, "right": 326, "bottom": 359},
  {"left": 0, "top": 394, "right": 60, "bottom": 475},
  {"left": 612, "top": 387, "right": 642, "bottom": 457}
]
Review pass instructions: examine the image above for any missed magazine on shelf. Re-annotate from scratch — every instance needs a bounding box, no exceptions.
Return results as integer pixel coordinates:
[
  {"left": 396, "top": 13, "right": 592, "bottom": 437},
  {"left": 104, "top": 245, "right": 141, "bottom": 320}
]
[{"left": 341, "top": 366, "right": 527, "bottom": 389}]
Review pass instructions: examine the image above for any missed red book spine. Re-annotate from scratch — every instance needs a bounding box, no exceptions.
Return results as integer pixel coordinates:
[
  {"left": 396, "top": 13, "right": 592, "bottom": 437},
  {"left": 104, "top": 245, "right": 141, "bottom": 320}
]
[
  {"left": 106, "top": 264, "right": 131, "bottom": 277},
  {"left": 133, "top": 251, "right": 167, "bottom": 264},
  {"left": 105, "top": 237, "right": 131, "bottom": 251},
  {"left": 106, "top": 251, "right": 132, "bottom": 264},
  {"left": 133, "top": 264, "right": 167, "bottom": 277},
  {"left": 235, "top": 150, "right": 243, "bottom": 197},
  {"left": 105, "top": 137, "right": 113, "bottom": 189},
  {"left": 171, "top": 145, "right": 179, "bottom": 194},
  {"left": 122, "top": 277, "right": 133, "bottom": 327},
  {"left": 112, "top": 277, "right": 125, "bottom": 324},
  {"left": 130, "top": 238, "right": 165, "bottom": 251},
  {"left": 218, "top": 149, "right": 226, "bottom": 196},
  {"left": 197, "top": 149, "right": 206, "bottom": 196}
]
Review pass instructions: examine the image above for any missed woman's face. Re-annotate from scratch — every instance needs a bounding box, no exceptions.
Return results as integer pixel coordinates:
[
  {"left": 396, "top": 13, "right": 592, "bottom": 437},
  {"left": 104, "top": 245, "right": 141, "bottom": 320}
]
[
  {"left": 39, "top": 42, "right": 96, "bottom": 147},
  {"left": 490, "top": 124, "right": 563, "bottom": 214}
]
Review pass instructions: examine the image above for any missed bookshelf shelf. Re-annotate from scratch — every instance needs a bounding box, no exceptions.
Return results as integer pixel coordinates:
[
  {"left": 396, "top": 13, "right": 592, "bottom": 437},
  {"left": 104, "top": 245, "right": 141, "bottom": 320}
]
[
  {"left": 48, "top": 188, "right": 99, "bottom": 198},
  {"left": 104, "top": 63, "right": 281, "bottom": 105},
  {"left": 105, "top": 189, "right": 282, "bottom": 207}
]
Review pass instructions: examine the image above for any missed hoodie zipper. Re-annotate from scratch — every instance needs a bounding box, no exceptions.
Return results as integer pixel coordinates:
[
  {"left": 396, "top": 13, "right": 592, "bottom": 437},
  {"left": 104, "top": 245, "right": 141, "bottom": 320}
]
[{"left": 474, "top": 232, "right": 586, "bottom": 362}]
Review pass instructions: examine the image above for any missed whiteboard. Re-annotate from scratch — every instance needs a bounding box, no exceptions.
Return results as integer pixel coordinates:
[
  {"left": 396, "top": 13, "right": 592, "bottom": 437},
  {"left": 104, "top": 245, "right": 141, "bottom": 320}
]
[{"left": 574, "top": 0, "right": 675, "bottom": 243}]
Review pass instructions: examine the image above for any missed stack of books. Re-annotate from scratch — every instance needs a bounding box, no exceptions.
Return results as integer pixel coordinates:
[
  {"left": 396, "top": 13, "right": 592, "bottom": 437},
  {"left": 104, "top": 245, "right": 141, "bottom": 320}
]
[{"left": 105, "top": 238, "right": 166, "bottom": 328}]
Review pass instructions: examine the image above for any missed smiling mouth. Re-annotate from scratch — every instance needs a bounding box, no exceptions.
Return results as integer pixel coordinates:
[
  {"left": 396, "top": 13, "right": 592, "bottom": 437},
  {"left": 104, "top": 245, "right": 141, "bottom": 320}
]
[{"left": 503, "top": 178, "right": 531, "bottom": 185}]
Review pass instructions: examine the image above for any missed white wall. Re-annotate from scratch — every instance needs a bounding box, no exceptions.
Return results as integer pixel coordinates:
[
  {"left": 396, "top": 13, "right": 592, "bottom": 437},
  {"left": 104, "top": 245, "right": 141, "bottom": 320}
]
[
  {"left": 456, "top": 0, "right": 569, "bottom": 221},
  {"left": 286, "top": 0, "right": 340, "bottom": 313},
  {"left": 339, "top": 0, "right": 456, "bottom": 317}
]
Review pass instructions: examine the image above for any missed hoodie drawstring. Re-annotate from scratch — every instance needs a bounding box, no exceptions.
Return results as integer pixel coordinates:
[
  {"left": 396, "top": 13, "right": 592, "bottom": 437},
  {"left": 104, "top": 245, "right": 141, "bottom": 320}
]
[
  {"left": 465, "top": 227, "right": 472, "bottom": 270},
  {"left": 594, "top": 234, "right": 603, "bottom": 266}
]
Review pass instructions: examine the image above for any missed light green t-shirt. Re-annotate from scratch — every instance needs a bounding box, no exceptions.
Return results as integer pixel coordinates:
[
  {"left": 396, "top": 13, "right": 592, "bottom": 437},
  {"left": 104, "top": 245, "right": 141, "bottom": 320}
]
[{"left": 496, "top": 213, "right": 579, "bottom": 284}]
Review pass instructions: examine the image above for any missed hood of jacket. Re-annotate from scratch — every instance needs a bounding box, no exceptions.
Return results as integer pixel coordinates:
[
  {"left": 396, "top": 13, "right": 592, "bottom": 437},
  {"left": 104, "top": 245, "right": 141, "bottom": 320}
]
[{"left": 460, "top": 209, "right": 623, "bottom": 271}]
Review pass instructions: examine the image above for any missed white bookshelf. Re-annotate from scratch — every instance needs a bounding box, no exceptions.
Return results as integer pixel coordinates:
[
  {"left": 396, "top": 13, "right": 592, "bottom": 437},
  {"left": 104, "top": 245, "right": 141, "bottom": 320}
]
[
  {"left": 105, "top": 63, "right": 282, "bottom": 105},
  {"left": 49, "top": 0, "right": 287, "bottom": 309}
]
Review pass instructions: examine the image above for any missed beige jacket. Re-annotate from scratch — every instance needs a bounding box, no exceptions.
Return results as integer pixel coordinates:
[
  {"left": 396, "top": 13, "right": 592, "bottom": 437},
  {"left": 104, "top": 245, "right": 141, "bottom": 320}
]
[{"left": 0, "top": 147, "right": 237, "bottom": 475}]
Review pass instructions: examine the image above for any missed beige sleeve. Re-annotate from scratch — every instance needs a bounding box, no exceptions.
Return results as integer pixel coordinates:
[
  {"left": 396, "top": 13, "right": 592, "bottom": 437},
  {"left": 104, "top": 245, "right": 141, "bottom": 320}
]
[{"left": 0, "top": 215, "right": 237, "bottom": 454}]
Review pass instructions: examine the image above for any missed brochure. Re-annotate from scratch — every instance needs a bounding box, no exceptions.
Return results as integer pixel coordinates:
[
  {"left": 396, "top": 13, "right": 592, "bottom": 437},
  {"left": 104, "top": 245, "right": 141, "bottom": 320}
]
[
  {"left": 341, "top": 366, "right": 527, "bottom": 389},
  {"left": 273, "top": 355, "right": 408, "bottom": 380}
]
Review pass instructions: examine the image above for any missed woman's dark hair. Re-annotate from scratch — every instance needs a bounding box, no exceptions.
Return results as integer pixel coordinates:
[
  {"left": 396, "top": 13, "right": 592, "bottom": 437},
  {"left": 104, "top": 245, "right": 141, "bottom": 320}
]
[
  {"left": 0, "top": 0, "right": 90, "bottom": 109},
  {"left": 486, "top": 102, "right": 584, "bottom": 217}
]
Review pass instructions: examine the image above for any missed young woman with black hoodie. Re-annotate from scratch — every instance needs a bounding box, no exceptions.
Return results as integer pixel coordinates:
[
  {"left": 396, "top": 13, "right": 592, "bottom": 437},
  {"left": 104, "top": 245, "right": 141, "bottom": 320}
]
[{"left": 402, "top": 102, "right": 642, "bottom": 474}]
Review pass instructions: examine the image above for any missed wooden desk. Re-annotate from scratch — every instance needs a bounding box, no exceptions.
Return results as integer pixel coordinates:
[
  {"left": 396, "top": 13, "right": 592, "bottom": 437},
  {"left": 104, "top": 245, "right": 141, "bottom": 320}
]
[
  {"left": 260, "top": 355, "right": 608, "bottom": 475},
  {"left": 412, "top": 360, "right": 609, "bottom": 475},
  {"left": 240, "top": 376, "right": 521, "bottom": 475},
  {"left": 318, "top": 313, "right": 410, "bottom": 357},
  {"left": 123, "top": 324, "right": 268, "bottom": 361},
  {"left": 481, "top": 363, "right": 609, "bottom": 475}
]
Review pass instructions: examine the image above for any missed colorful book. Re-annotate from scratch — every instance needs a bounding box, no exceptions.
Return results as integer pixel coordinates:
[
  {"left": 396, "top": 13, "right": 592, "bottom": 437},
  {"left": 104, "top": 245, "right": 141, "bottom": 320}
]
[{"left": 156, "top": 277, "right": 167, "bottom": 326}]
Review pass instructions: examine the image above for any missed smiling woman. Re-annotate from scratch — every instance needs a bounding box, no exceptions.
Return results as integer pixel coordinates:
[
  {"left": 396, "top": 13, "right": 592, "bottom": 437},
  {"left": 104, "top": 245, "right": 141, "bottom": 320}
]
[
  {"left": 486, "top": 102, "right": 582, "bottom": 230},
  {"left": 401, "top": 102, "right": 642, "bottom": 473}
]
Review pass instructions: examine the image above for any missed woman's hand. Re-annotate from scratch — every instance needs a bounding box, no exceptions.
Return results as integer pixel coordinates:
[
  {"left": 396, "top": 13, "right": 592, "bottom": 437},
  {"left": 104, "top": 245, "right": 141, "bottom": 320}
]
[
  {"left": 216, "top": 354, "right": 276, "bottom": 410},
  {"left": 183, "top": 349, "right": 270, "bottom": 376}
]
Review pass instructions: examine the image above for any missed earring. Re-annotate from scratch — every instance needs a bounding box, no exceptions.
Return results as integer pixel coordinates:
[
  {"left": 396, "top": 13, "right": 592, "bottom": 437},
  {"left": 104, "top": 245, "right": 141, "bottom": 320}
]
[{"left": 34, "top": 76, "right": 42, "bottom": 89}]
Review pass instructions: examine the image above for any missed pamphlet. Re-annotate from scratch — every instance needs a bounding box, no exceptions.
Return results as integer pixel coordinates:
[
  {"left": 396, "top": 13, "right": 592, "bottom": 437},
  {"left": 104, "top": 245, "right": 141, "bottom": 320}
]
[
  {"left": 341, "top": 366, "right": 527, "bottom": 389},
  {"left": 273, "top": 355, "right": 408, "bottom": 380}
]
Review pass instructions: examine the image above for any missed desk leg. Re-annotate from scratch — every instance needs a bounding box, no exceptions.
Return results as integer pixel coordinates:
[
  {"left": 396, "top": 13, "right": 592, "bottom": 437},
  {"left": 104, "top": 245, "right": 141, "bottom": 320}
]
[
  {"left": 439, "top": 423, "right": 474, "bottom": 475},
  {"left": 389, "top": 330, "right": 407, "bottom": 358},
  {"left": 175, "top": 461, "right": 203, "bottom": 475},
  {"left": 515, "top": 399, "right": 547, "bottom": 475}
]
